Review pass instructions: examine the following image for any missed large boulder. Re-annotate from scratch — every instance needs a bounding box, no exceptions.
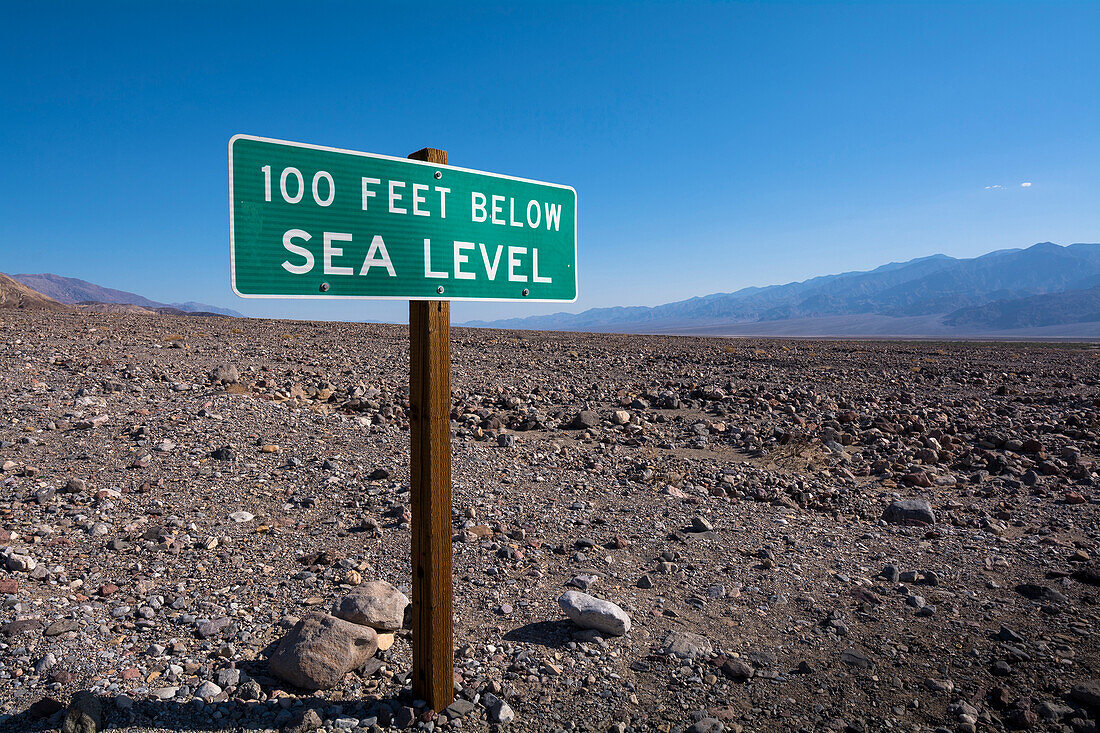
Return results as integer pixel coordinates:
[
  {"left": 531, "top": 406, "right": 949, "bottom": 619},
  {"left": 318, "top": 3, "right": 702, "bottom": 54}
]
[
  {"left": 269, "top": 613, "right": 377, "bottom": 690},
  {"left": 882, "top": 499, "right": 935, "bottom": 525},
  {"left": 558, "top": 591, "right": 631, "bottom": 636},
  {"left": 332, "top": 580, "right": 409, "bottom": 632}
]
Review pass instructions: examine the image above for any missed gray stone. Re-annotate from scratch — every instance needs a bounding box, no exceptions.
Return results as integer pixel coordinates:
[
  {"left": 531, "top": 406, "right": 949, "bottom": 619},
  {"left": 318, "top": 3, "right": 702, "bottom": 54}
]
[
  {"left": 558, "top": 591, "right": 631, "bottom": 636},
  {"left": 882, "top": 499, "right": 935, "bottom": 525},
  {"left": 691, "top": 516, "right": 714, "bottom": 532},
  {"left": 687, "top": 717, "right": 725, "bottom": 733},
  {"left": 332, "top": 580, "right": 409, "bottom": 632},
  {"left": 44, "top": 619, "right": 80, "bottom": 637},
  {"left": 237, "top": 678, "right": 262, "bottom": 700},
  {"left": 215, "top": 667, "right": 241, "bottom": 688},
  {"left": 269, "top": 612, "right": 378, "bottom": 690},
  {"left": 570, "top": 411, "right": 600, "bottom": 429},
  {"left": 662, "top": 630, "right": 713, "bottom": 660},
  {"left": 210, "top": 364, "right": 239, "bottom": 384},
  {"left": 445, "top": 699, "right": 477, "bottom": 718},
  {"left": 197, "top": 616, "right": 231, "bottom": 639},
  {"left": 483, "top": 692, "right": 515, "bottom": 725},
  {"left": 193, "top": 681, "right": 222, "bottom": 700}
]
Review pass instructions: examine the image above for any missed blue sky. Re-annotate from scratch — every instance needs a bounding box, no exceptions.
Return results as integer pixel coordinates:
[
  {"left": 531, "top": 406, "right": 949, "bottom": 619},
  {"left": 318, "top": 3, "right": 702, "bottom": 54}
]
[{"left": 2, "top": 1, "right": 1097, "bottom": 324}]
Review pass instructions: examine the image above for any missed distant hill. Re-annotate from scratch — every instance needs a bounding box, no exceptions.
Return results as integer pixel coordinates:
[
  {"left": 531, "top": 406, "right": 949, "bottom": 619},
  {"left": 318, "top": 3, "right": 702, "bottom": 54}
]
[
  {"left": 943, "top": 286, "right": 1100, "bottom": 330},
  {"left": 12, "top": 273, "right": 243, "bottom": 317},
  {"left": 0, "top": 273, "right": 69, "bottom": 311},
  {"left": 466, "top": 242, "right": 1100, "bottom": 337}
]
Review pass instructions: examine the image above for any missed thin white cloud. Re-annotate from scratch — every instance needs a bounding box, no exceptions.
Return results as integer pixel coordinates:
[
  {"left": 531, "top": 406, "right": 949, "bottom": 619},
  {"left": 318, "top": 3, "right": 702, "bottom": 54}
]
[
  {"left": 1020, "top": 181, "right": 1032, "bottom": 187},
  {"left": 984, "top": 184, "right": 1004, "bottom": 190}
]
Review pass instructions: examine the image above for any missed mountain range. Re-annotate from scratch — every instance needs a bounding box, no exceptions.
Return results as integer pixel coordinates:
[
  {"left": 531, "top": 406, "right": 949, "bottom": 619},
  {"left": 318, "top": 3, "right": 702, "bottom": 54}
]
[
  {"left": 10, "top": 273, "right": 243, "bottom": 317},
  {"left": 465, "top": 242, "right": 1100, "bottom": 337}
]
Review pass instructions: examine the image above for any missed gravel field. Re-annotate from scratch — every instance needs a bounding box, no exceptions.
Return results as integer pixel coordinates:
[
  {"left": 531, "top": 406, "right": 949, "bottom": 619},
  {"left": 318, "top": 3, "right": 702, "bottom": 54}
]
[{"left": 0, "top": 310, "right": 1098, "bottom": 733}]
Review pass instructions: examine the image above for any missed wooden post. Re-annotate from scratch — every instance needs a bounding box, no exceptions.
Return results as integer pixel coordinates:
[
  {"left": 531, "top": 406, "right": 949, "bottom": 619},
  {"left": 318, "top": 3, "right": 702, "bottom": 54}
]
[{"left": 407, "top": 146, "right": 454, "bottom": 711}]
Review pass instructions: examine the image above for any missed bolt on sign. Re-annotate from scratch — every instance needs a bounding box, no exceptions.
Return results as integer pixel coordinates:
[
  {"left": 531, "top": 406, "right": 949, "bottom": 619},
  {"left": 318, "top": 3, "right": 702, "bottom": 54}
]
[{"left": 229, "top": 135, "right": 577, "bottom": 302}]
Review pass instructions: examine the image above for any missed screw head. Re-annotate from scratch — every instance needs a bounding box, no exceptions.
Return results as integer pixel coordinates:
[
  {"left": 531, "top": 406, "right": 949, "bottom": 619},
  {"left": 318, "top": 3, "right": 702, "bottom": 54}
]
[
  {"left": 434, "top": 171, "right": 442, "bottom": 180},
  {"left": 437, "top": 286, "right": 445, "bottom": 294},
  {"left": 319, "top": 282, "right": 330, "bottom": 292},
  {"left": 522, "top": 288, "right": 530, "bottom": 297}
]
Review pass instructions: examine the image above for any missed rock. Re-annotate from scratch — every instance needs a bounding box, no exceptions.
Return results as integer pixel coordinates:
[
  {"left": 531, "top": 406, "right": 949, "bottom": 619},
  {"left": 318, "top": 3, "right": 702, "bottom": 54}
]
[
  {"left": 612, "top": 410, "right": 631, "bottom": 425},
  {"left": 44, "top": 619, "right": 80, "bottom": 637},
  {"left": 687, "top": 717, "right": 725, "bottom": 733},
  {"left": 4, "top": 553, "right": 36, "bottom": 573},
  {"left": 61, "top": 691, "right": 103, "bottom": 733},
  {"left": 228, "top": 510, "right": 254, "bottom": 523},
  {"left": 209, "top": 445, "right": 235, "bottom": 461},
  {"left": 210, "top": 364, "right": 240, "bottom": 384},
  {"left": 558, "top": 591, "right": 631, "bottom": 635},
  {"left": 196, "top": 616, "right": 231, "bottom": 638},
  {"left": 568, "top": 573, "right": 599, "bottom": 591},
  {"left": 882, "top": 499, "right": 935, "bottom": 525},
  {"left": 237, "top": 678, "right": 262, "bottom": 700},
  {"left": 215, "top": 667, "right": 241, "bottom": 688},
  {"left": 35, "top": 652, "right": 57, "bottom": 674},
  {"left": 194, "top": 681, "right": 222, "bottom": 700},
  {"left": 483, "top": 692, "right": 516, "bottom": 725},
  {"left": 662, "top": 630, "right": 713, "bottom": 660},
  {"left": 691, "top": 516, "right": 714, "bottom": 532},
  {"left": 332, "top": 580, "right": 409, "bottom": 632},
  {"left": 840, "top": 649, "right": 873, "bottom": 669},
  {"left": 1072, "top": 564, "right": 1100, "bottom": 586},
  {"left": 445, "top": 699, "right": 477, "bottom": 719},
  {"left": 150, "top": 687, "right": 178, "bottom": 700},
  {"left": 1070, "top": 679, "right": 1100, "bottom": 708},
  {"left": 269, "top": 613, "right": 378, "bottom": 690},
  {"left": 73, "top": 414, "right": 108, "bottom": 430},
  {"left": 570, "top": 410, "right": 600, "bottom": 429},
  {"left": 719, "top": 659, "right": 754, "bottom": 680},
  {"left": 1015, "top": 583, "right": 1066, "bottom": 604},
  {"left": 283, "top": 708, "right": 324, "bottom": 733}
]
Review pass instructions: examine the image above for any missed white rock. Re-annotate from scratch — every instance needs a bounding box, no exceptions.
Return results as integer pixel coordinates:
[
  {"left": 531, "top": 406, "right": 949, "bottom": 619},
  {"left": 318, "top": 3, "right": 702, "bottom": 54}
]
[
  {"left": 228, "top": 511, "right": 254, "bottom": 523},
  {"left": 557, "top": 591, "right": 631, "bottom": 636},
  {"left": 332, "top": 580, "right": 409, "bottom": 632},
  {"left": 194, "top": 681, "right": 222, "bottom": 700}
]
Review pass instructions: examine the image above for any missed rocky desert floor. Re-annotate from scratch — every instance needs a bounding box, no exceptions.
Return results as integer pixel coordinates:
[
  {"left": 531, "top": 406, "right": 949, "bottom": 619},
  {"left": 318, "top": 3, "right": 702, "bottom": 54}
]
[{"left": 0, "top": 310, "right": 1098, "bottom": 733}]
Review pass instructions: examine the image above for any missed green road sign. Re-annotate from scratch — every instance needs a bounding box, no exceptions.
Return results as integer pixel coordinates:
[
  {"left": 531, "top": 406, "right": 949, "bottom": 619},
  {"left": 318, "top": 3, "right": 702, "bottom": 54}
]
[{"left": 229, "top": 135, "right": 577, "bottom": 302}]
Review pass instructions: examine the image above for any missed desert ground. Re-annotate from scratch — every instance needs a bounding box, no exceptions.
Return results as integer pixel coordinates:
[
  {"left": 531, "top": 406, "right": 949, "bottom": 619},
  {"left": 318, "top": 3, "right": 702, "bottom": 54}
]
[{"left": 0, "top": 310, "right": 1098, "bottom": 733}]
